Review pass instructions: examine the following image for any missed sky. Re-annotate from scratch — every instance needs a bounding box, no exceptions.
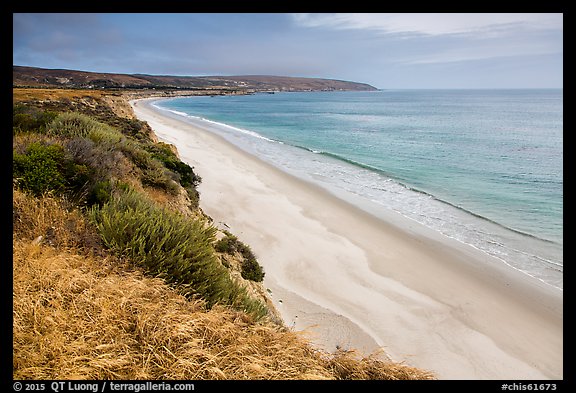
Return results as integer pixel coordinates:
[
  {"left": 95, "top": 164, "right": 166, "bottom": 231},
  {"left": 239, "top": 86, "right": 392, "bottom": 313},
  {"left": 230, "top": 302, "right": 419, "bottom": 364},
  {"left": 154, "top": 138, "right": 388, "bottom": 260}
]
[{"left": 13, "top": 13, "right": 563, "bottom": 89}]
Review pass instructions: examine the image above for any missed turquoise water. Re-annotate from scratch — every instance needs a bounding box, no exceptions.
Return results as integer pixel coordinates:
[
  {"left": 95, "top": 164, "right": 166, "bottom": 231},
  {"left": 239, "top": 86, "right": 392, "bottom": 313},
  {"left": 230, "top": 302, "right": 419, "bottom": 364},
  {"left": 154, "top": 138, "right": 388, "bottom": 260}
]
[{"left": 155, "top": 89, "right": 563, "bottom": 289}]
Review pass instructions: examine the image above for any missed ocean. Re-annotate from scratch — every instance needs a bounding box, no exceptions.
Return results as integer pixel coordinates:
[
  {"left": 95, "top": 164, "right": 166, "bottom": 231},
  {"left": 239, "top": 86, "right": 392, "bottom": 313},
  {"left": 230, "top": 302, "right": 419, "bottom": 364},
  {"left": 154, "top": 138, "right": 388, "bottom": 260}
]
[{"left": 153, "top": 89, "right": 563, "bottom": 289}]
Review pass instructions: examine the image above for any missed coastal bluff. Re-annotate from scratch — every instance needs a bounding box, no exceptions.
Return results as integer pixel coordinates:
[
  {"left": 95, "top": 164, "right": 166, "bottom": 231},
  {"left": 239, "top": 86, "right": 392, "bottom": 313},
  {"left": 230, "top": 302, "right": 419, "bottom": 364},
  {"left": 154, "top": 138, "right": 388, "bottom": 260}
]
[{"left": 13, "top": 65, "right": 378, "bottom": 93}]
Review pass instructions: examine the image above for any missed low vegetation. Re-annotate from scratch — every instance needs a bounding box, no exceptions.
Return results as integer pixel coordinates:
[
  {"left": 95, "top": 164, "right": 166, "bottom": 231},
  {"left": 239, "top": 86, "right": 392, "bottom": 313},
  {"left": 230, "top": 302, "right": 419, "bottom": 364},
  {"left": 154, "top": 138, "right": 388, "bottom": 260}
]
[
  {"left": 12, "top": 88, "right": 435, "bottom": 380},
  {"left": 215, "top": 231, "right": 265, "bottom": 282},
  {"left": 13, "top": 92, "right": 267, "bottom": 319},
  {"left": 91, "top": 187, "right": 267, "bottom": 317}
]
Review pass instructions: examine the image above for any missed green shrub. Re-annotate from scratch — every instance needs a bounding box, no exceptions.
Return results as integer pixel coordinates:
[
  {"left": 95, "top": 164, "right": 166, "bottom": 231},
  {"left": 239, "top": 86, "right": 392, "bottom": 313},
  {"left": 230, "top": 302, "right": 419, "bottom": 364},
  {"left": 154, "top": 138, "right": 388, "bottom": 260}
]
[
  {"left": 241, "top": 259, "right": 265, "bottom": 282},
  {"left": 48, "top": 112, "right": 118, "bottom": 140},
  {"left": 54, "top": 115, "right": 179, "bottom": 196},
  {"left": 214, "top": 231, "right": 239, "bottom": 254},
  {"left": 90, "top": 188, "right": 268, "bottom": 319},
  {"left": 146, "top": 143, "right": 202, "bottom": 188},
  {"left": 32, "top": 112, "right": 194, "bottom": 198},
  {"left": 13, "top": 142, "right": 67, "bottom": 196},
  {"left": 65, "top": 162, "right": 94, "bottom": 200},
  {"left": 13, "top": 139, "right": 97, "bottom": 202},
  {"left": 118, "top": 140, "right": 180, "bottom": 194},
  {"left": 88, "top": 126, "right": 125, "bottom": 145},
  {"left": 238, "top": 243, "right": 265, "bottom": 282},
  {"left": 87, "top": 180, "right": 114, "bottom": 207},
  {"left": 119, "top": 118, "right": 152, "bottom": 140},
  {"left": 38, "top": 112, "right": 181, "bottom": 199},
  {"left": 144, "top": 142, "right": 202, "bottom": 206},
  {"left": 48, "top": 112, "right": 129, "bottom": 148},
  {"left": 139, "top": 163, "right": 180, "bottom": 194},
  {"left": 13, "top": 106, "right": 58, "bottom": 134},
  {"left": 215, "top": 232, "right": 265, "bottom": 282}
]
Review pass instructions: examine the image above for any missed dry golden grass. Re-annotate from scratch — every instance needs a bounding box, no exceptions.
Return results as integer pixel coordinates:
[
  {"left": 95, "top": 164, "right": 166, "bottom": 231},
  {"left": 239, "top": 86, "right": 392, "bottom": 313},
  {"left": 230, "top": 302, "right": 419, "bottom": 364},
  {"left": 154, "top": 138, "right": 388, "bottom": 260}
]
[
  {"left": 13, "top": 88, "right": 108, "bottom": 103},
  {"left": 13, "top": 188, "right": 102, "bottom": 253},
  {"left": 13, "top": 178, "right": 436, "bottom": 381}
]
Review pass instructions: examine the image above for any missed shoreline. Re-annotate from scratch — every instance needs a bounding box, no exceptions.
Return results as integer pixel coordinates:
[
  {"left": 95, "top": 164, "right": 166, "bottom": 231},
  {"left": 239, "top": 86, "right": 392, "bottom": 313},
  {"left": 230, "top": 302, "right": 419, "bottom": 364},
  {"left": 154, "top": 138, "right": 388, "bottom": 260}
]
[{"left": 131, "top": 97, "right": 562, "bottom": 380}]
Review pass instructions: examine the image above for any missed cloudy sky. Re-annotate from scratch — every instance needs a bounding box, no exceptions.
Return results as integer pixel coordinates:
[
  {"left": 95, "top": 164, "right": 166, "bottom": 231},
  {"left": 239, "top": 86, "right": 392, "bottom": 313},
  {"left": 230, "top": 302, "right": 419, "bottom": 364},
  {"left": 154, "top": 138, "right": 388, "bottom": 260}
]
[{"left": 13, "top": 13, "right": 563, "bottom": 89}]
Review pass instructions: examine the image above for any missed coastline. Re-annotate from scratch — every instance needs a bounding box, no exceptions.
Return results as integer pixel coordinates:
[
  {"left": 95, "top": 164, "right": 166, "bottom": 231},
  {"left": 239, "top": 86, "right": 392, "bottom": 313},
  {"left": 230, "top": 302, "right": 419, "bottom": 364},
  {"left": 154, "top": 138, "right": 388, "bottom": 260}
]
[{"left": 131, "top": 97, "right": 562, "bottom": 380}]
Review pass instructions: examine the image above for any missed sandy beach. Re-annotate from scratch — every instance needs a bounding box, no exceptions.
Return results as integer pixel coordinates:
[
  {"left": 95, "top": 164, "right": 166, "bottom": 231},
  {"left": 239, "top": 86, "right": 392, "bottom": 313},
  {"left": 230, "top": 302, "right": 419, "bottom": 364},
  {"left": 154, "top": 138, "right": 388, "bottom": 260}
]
[{"left": 131, "top": 97, "right": 563, "bottom": 380}]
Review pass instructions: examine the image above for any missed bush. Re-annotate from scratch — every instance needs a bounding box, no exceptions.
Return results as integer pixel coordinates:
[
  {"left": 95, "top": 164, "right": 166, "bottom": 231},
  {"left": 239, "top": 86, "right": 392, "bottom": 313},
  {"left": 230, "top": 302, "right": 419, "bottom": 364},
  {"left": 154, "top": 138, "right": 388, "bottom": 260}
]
[
  {"left": 13, "top": 142, "right": 67, "bottom": 196},
  {"left": 118, "top": 140, "right": 180, "bottom": 194},
  {"left": 20, "top": 110, "right": 195, "bottom": 200},
  {"left": 145, "top": 142, "right": 202, "bottom": 206},
  {"left": 47, "top": 112, "right": 118, "bottom": 140},
  {"left": 65, "top": 137, "right": 133, "bottom": 184},
  {"left": 146, "top": 143, "right": 202, "bottom": 188},
  {"left": 117, "top": 118, "right": 152, "bottom": 140},
  {"left": 214, "top": 232, "right": 239, "bottom": 254},
  {"left": 241, "top": 255, "right": 265, "bottom": 282},
  {"left": 90, "top": 188, "right": 268, "bottom": 319},
  {"left": 13, "top": 106, "right": 58, "bottom": 134},
  {"left": 13, "top": 138, "right": 98, "bottom": 203},
  {"left": 238, "top": 244, "right": 265, "bottom": 282},
  {"left": 87, "top": 180, "right": 114, "bottom": 207},
  {"left": 139, "top": 162, "right": 180, "bottom": 194},
  {"left": 215, "top": 232, "right": 265, "bottom": 282},
  {"left": 63, "top": 124, "right": 179, "bottom": 196}
]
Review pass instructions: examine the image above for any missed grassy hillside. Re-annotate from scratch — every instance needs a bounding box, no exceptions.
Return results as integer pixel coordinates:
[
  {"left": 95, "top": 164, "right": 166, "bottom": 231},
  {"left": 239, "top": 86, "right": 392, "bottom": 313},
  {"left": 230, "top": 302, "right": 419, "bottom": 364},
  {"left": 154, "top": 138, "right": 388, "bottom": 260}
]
[{"left": 12, "top": 88, "right": 435, "bottom": 380}]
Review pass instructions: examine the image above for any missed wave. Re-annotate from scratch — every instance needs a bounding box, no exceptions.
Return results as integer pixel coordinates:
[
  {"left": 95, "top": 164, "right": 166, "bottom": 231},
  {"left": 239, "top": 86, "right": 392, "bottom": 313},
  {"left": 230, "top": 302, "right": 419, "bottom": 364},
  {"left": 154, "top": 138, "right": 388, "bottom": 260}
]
[
  {"left": 290, "top": 146, "right": 562, "bottom": 247},
  {"left": 311, "top": 146, "right": 564, "bottom": 283},
  {"left": 153, "top": 103, "right": 279, "bottom": 143},
  {"left": 199, "top": 117, "right": 278, "bottom": 143}
]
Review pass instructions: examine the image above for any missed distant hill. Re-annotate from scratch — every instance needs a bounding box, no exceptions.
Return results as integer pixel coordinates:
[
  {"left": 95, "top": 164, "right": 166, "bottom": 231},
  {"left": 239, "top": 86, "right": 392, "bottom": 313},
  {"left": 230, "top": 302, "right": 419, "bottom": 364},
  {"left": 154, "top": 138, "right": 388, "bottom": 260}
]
[{"left": 13, "top": 65, "right": 377, "bottom": 92}]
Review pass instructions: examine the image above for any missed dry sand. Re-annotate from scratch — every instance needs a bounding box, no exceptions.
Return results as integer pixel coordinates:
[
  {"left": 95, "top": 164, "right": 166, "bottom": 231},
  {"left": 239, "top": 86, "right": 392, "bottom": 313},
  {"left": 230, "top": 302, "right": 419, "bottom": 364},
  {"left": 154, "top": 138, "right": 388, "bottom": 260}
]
[{"left": 131, "top": 98, "right": 563, "bottom": 380}]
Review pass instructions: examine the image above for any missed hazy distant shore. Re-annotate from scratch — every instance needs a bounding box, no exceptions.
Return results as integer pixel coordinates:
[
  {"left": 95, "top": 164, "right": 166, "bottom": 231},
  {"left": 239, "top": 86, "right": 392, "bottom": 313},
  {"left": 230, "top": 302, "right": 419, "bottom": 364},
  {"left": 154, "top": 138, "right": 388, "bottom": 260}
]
[{"left": 131, "top": 97, "right": 563, "bottom": 380}]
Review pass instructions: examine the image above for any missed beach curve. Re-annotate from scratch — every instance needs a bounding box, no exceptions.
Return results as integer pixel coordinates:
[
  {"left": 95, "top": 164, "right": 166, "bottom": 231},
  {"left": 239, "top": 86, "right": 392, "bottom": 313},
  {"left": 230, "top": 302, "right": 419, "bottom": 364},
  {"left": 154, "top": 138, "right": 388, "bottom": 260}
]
[{"left": 131, "top": 97, "right": 562, "bottom": 380}]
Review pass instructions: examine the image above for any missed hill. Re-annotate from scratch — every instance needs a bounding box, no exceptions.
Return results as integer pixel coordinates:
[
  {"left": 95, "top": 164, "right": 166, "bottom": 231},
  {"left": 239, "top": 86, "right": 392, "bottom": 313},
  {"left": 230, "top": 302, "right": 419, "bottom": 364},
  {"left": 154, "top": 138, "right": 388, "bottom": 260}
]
[{"left": 13, "top": 65, "right": 378, "bottom": 93}]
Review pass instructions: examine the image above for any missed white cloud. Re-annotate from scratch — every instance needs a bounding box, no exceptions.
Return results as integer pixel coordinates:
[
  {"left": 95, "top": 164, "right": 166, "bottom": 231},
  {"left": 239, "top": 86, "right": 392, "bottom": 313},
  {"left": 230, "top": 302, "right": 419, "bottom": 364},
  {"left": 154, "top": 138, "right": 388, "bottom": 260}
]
[
  {"left": 402, "top": 38, "right": 562, "bottom": 65},
  {"left": 292, "top": 13, "right": 563, "bottom": 68},
  {"left": 292, "top": 13, "right": 563, "bottom": 36}
]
